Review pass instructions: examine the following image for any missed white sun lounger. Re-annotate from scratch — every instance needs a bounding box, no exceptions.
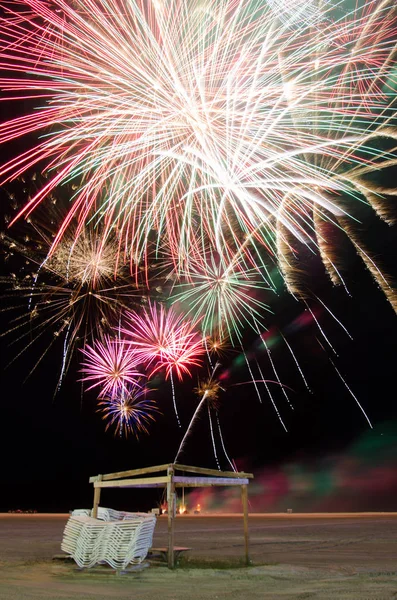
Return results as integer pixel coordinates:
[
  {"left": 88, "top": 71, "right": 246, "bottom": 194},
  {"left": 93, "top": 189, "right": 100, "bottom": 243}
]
[
  {"left": 61, "top": 512, "right": 156, "bottom": 569},
  {"left": 71, "top": 506, "right": 149, "bottom": 521}
]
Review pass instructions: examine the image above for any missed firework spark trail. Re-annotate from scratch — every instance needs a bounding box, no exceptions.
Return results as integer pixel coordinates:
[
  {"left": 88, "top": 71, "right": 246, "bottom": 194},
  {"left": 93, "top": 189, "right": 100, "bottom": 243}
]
[
  {"left": 215, "top": 412, "right": 236, "bottom": 472},
  {"left": 313, "top": 207, "right": 351, "bottom": 295},
  {"left": 348, "top": 177, "right": 397, "bottom": 228},
  {"left": 207, "top": 404, "right": 221, "bottom": 470},
  {"left": 337, "top": 216, "right": 397, "bottom": 313},
  {"left": 27, "top": 258, "right": 48, "bottom": 312},
  {"left": 204, "top": 336, "right": 214, "bottom": 368},
  {"left": 174, "top": 388, "right": 209, "bottom": 463},
  {"left": 255, "top": 323, "right": 294, "bottom": 409},
  {"left": 314, "top": 296, "right": 353, "bottom": 341},
  {"left": 305, "top": 303, "right": 338, "bottom": 355},
  {"left": 174, "top": 362, "right": 222, "bottom": 462},
  {"left": 169, "top": 369, "right": 181, "bottom": 428},
  {"left": 328, "top": 357, "right": 373, "bottom": 429},
  {"left": 57, "top": 320, "right": 73, "bottom": 392},
  {"left": 281, "top": 333, "right": 311, "bottom": 393},
  {"left": 242, "top": 347, "right": 263, "bottom": 404},
  {"left": 254, "top": 357, "right": 288, "bottom": 431},
  {"left": 0, "top": 0, "right": 395, "bottom": 304}
]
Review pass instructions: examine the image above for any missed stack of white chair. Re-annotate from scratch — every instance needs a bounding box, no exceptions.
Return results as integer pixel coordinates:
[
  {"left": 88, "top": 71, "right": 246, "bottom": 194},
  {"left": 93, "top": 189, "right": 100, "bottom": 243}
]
[
  {"left": 70, "top": 508, "right": 91, "bottom": 517},
  {"left": 71, "top": 507, "right": 149, "bottom": 521},
  {"left": 105, "top": 517, "right": 157, "bottom": 569},
  {"left": 62, "top": 511, "right": 156, "bottom": 569},
  {"left": 97, "top": 507, "right": 149, "bottom": 521},
  {"left": 61, "top": 516, "right": 108, "bottom": 568}
]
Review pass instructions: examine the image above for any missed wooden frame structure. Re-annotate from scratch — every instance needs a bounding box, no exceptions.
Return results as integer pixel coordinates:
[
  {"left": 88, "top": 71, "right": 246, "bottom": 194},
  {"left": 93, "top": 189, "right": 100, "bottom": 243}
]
[{"left": 89, "top": 463, "right": 253, "bottom": 568}]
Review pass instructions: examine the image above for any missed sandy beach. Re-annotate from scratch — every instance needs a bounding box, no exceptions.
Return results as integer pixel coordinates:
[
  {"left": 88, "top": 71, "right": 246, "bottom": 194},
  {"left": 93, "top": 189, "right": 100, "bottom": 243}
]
[{"left": 1, "top": 513, "right": 397, "bottom": 599}]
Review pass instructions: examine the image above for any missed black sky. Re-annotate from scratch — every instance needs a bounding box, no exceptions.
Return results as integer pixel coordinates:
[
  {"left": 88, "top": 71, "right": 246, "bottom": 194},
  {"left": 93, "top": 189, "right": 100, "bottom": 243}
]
[
  {"left": 0, "top": 2, "right": 397, "bottom": 513},
  {"left": 1, "top": 208, "right": 397, "bottom": 512}
]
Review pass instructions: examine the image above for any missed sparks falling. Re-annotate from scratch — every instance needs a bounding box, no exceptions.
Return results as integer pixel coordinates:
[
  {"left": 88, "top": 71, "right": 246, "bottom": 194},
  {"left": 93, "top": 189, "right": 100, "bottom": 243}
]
[{"left": 0, "top": 0, "right": 395, "bottom": 311}]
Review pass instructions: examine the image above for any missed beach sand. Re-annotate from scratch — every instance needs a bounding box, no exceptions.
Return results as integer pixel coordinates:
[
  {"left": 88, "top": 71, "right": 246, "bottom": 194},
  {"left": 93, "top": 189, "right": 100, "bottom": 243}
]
[{"left": 1, "top": 513, "right": 396, "bottom": 599}]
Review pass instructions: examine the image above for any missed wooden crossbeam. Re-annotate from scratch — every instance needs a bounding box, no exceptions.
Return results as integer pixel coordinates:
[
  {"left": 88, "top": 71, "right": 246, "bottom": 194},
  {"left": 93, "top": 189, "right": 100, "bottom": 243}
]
[
  {"left": 174, "top": 463, "right": 253, "bottom": 479},
  {"left": 94, "top": 476, "right": 170, "bottom": 489},
  {"left": 174, "top": 476, "right": 249, "bottom": 487},
  {"left": 89, "top": 463, "right": 172, "bottom": 483},
  {"left": 89, "top": 463, "right": 253, "bottom": 484}
]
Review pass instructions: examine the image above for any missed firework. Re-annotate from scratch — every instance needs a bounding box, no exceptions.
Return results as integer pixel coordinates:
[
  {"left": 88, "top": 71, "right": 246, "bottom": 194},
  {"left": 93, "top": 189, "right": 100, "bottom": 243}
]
[
  {"left": 0, "top": 0, "right": 395, "bottom": 451},
  {"left": 175, "top": 364, "right": 224, "bottom": 463},
  {"left": 80, "top": 336, "right": 144, "bottom": 396},
  {"left": 122, "top": 301, "right": 204, "bottom": 380},
  {"left": 122, "top": 301, "right": 205, "bottom": 425},
  {"left": 98, "top": 384, "right": 159, "bottom": 438},
  {"left": 194, "top": 375, "right": 223, "bottom": 410},
  {"left": 206, "top": 337, "right": 232, "bottom": 357},
  {"left": 203, "top": 335, "right": 234, "bottom": 369},
  {"left": 174, "top": 364, "right": 240, "bottom": 468},
  {"left": 328, "top": 357, "right": 372, "bottom": 429},
  {"left": 266, "top": 0, "right": 326, "bottom": 26},
  {"left": 170, "top": 245, "right": 272, "bottom": 343},
  {"left": 0, "top": 0, "right": 395, "bottom": 310},
  {"left": 0, "top": 192, "right": 141, "bottom": 385}
]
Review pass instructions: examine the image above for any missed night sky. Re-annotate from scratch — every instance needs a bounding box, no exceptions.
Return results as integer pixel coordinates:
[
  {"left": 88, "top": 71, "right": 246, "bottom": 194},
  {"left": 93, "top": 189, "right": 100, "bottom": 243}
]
[
  {"left": 1, "top": 1, "right": 397, "bottom": 515},
  {"left": 1, "top": 204, "right": 396, "bottom": 513}
]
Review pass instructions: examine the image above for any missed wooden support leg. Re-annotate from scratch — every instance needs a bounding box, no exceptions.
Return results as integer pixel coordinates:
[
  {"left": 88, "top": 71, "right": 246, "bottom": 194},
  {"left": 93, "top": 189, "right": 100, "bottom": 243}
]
[
  {"left": 92, "top": 475, "right": 103, "bottom": 519},
  {"left": 167, "top": 467, "right": 175, "bottom": 569},
  {"left": 241, "top": 484, "right": 250, "bottom": 565}
]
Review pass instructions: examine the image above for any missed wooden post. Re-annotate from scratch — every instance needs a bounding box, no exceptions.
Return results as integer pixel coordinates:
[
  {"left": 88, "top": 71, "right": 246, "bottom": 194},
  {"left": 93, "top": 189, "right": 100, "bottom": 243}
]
[
  {"left": 92, "top": 474, "right": 103, "bottom": 518},
  {"left": 241, "top": 483, "right": 250, "bottom": 565},
  {"left": 166, "top": 465, "right": 175, "bottom": 569}
]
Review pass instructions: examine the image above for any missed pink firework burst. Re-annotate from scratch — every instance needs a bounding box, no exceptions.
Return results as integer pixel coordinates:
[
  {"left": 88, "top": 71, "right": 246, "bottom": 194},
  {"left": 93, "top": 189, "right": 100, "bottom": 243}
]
[
  {"left": 122, "top": 302, "right": 205, "bottom": 427},
  {"left": 122, "top": 302, "right": 204, "bottom": 381},
  {"left": 80, "top": 336, "right": 143, "bottom": 397}
]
